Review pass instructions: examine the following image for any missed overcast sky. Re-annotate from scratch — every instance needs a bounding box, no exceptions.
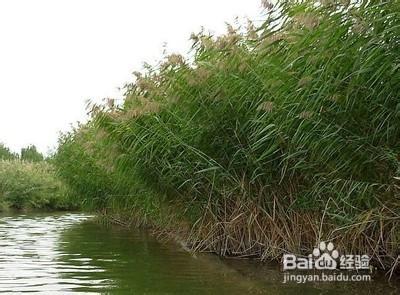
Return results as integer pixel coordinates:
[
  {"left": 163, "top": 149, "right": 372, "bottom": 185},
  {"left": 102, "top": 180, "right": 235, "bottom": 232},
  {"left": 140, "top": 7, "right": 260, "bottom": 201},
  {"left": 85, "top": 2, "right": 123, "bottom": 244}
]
[{"left": 0, "top": 0, "right": 263, "bottom": 154}]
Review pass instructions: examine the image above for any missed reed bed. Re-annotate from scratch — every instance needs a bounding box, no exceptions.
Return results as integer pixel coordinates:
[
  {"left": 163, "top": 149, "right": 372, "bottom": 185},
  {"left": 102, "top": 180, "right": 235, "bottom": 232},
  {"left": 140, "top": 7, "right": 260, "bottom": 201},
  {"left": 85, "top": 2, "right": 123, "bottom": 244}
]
[
  {"left": 0, "top": 160, "right": 77, "bottom": 211},
  {"left": 53, "top": 0, "right": 400, "bottom": 272}
]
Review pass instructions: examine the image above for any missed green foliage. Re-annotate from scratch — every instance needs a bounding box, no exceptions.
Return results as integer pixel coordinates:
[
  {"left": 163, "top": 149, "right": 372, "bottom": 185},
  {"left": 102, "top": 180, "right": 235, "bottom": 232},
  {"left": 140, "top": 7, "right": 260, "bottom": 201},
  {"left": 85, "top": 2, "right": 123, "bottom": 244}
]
[
  {"left": 53, "top": 0, "right": 400, "bottom": 265},
  {"left": 20, "top": 145, "right": 44, "bottom": 162},
  {"left": 0, "top": 143, "right": 18, "bottom": 160},
  {"left": 0, "top": 160, "right": 78, "bottom": 211},
  {"left": 53, "top": 123, "right": 165, "bottom": 217}
]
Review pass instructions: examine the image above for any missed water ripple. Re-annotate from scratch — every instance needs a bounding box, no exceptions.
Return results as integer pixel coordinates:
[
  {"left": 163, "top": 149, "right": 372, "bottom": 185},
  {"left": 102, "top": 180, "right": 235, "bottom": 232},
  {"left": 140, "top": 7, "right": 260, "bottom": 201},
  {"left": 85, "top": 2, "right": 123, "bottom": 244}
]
[{"left": 0, "top": 213, "right": 103, "bottom": 294}]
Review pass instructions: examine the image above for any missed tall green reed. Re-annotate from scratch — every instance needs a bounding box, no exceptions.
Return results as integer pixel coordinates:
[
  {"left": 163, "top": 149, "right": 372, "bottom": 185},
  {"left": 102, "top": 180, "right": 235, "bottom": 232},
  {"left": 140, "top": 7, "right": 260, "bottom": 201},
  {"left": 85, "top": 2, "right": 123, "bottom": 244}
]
[{"left": 54, "top": 0, "right": 400, "bottom": 269}]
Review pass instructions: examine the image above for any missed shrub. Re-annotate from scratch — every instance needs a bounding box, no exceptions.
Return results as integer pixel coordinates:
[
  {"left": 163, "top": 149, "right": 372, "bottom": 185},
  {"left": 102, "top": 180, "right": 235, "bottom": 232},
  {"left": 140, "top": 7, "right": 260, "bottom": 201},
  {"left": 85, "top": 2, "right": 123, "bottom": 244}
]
[{"left": 0, "top": 160, "right": 78, "bottom": 211}]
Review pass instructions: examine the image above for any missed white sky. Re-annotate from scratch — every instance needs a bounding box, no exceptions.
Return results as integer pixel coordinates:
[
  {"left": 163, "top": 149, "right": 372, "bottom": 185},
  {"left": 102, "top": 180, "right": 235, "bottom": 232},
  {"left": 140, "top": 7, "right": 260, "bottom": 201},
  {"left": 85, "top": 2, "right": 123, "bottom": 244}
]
[{"left": 0, "top": 0, "right": 264, "bottom": 155}]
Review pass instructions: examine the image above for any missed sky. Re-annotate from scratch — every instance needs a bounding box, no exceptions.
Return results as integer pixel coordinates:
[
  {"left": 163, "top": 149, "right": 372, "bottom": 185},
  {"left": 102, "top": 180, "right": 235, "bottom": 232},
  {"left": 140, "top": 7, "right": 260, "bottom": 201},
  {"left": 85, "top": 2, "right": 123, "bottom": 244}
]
[{"left": 0, "top": 0, "right": 264, "bottom": 155}]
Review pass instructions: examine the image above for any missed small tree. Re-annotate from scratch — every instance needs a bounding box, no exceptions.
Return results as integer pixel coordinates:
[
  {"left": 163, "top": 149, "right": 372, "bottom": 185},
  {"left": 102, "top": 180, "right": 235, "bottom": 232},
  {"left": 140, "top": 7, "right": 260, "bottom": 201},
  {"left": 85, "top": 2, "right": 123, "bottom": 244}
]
[
  {"left": 20, "top": 145, "right": 44, "bottom": 162},
  {"left": 0, "top": 143, "right": 17, "bottom": 160}
]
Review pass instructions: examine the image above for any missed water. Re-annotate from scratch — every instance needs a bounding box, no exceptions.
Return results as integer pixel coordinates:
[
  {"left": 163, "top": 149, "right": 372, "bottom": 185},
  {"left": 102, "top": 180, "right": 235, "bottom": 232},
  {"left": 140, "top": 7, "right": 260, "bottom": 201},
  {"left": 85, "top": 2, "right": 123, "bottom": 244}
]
[{"left": 0, "top": 213, "right": 398, "bottom": 294}]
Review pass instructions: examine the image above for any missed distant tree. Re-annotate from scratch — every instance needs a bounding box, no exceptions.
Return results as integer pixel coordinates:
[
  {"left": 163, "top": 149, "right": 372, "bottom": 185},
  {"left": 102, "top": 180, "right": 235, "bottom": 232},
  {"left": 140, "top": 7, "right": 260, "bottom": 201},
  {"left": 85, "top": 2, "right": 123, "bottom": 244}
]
[
  {"left": 0, "top": 143, "right": 18, "bottom": 160},
  {"left": 20, "top": 145, "right": 44, "bottom": 162}
]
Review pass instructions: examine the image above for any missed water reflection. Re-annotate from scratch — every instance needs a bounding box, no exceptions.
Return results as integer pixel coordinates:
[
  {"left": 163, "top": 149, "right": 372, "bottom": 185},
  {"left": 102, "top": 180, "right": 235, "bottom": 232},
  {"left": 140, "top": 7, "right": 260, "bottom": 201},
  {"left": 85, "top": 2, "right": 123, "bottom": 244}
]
[
  {"left": 58, "top": 221, "right": 263, "bottom": 294},
  {"left": 0, "top": 213, "right": 399, "bottom": 294},
  {"left": 0, "top": 213, "right": 263, "bottom": 294},
  {"left": 0, "top": 213, "right": 93, "bottom": 293}
]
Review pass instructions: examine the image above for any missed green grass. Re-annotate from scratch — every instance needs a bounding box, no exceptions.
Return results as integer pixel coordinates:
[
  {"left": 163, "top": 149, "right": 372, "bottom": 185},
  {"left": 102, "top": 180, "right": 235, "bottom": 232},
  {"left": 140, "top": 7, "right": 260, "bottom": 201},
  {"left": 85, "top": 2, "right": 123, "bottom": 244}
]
[
  {"left": 53, "top": 0, "right": 400, "bottom": 272},
  {"left": 0, "top": 160, "right": 78, "bottom": 211}
]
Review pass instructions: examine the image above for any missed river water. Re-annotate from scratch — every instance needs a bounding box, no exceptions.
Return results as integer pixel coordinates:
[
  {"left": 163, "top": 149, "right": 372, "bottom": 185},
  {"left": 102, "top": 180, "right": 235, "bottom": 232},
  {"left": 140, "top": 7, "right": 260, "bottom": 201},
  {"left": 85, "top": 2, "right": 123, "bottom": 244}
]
[{"left": 0, "top": 213, "right": 398, "bottom": 294}]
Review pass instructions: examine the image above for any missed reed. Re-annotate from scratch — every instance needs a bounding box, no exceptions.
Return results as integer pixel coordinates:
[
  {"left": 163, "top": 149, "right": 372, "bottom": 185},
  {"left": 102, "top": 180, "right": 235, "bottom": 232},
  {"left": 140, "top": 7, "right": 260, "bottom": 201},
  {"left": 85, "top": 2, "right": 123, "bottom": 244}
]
[
  {"left": 0, "top": 159, "right": 77, "bottom": 211},
  {"left": 53, "top": 0, "right": 400, "bottom": 272}
]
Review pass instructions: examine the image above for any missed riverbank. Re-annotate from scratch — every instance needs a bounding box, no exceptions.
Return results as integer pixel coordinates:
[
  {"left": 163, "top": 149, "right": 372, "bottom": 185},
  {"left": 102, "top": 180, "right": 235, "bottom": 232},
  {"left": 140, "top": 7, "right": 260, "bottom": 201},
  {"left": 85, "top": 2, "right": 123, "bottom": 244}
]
[{"left": 53, "top": 1, "right": 400, "bottom": 273}]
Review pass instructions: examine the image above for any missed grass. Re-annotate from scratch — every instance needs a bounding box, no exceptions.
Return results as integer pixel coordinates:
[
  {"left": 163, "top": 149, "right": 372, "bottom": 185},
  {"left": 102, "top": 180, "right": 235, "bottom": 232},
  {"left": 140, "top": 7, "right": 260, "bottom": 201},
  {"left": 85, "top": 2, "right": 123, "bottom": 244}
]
[
  {"left": 0, "top": 160, "right": 78, "bottom": 211},
  {"left": 53, "top": 0, "right": 400, "bottom": 273}
]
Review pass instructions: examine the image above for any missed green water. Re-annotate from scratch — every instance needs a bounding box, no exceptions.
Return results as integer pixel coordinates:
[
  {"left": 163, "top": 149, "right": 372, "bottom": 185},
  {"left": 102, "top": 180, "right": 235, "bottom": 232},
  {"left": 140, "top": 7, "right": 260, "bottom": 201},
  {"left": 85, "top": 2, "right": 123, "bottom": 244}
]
[{"left": 0, "top": 213, "right": 398, "bottom": 294}]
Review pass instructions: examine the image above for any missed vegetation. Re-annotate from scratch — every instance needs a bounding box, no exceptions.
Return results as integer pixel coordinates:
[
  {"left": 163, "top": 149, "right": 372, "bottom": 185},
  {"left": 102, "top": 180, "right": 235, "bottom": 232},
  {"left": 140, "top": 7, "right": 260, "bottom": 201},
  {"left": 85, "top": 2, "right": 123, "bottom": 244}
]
[
  {"left": 0, "top": 144, "right": 77, "bottom": 211},
  {"left": 0, "top": 143, "right": 18, "bottom": 160},
  {"left": 0, "top": 143, "right": 44, "bottom": 162},
  {"left": 53, "top": 0, "right": 400, "bottom": 272},
  {"left": 20, "top": 145, "right": 44, "bottom": 162}
]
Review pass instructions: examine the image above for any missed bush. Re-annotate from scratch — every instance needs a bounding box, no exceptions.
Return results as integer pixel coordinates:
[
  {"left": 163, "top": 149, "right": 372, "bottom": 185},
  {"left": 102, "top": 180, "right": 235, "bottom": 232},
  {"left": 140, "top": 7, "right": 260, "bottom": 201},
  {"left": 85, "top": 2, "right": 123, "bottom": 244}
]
[{"left": 0, "top": 160, "right": 78, "bottom": 211}]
